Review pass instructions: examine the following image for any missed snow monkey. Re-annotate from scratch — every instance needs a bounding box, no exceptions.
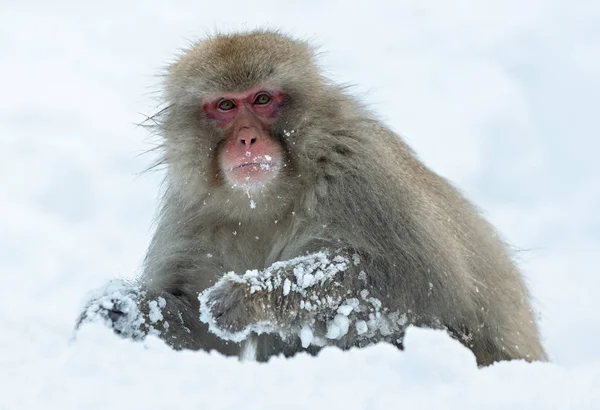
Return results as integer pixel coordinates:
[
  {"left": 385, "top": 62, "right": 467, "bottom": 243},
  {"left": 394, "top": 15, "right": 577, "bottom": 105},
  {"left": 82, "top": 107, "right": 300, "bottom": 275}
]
[{"left": 77, "top": 30, "right": 547, "bottom": 366}]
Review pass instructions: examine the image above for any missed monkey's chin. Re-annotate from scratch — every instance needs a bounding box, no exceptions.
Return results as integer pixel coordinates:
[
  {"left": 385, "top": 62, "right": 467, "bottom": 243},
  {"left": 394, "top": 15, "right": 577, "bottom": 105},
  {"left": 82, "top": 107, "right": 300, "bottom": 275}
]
[{"left": 225, "top": 163, "right": 279, "bottom": 190}]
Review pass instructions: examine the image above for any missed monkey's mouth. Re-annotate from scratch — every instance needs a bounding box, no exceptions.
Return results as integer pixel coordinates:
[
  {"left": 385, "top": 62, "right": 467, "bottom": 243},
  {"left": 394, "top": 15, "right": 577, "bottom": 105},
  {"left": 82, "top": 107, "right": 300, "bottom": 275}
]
[
  {"left": 226, "top": 160, "right": 280, "bottom": 188},
  {"left": 232, "top": 162, "right": 273, "bottom": 171}
]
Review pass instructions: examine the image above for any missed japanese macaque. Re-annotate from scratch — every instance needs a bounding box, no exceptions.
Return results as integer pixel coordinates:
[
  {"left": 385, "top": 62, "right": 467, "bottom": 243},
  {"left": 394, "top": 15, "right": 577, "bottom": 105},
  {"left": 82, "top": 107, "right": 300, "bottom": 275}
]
[{"left": 77, "top": 30, "right": 547, "bottom": 366}]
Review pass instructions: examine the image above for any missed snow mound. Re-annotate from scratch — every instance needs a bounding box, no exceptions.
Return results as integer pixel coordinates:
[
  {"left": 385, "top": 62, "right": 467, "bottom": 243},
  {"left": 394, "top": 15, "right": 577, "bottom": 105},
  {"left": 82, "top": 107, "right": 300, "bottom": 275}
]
[{"left": 4, "top": 325, "right": 598, "bottom": 409}]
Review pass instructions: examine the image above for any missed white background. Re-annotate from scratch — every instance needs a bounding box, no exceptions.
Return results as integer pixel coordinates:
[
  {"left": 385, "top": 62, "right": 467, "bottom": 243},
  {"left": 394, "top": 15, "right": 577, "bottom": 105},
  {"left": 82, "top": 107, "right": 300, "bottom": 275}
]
[{"left": 1, "top": 1, "right": 599, "bottom": 408}]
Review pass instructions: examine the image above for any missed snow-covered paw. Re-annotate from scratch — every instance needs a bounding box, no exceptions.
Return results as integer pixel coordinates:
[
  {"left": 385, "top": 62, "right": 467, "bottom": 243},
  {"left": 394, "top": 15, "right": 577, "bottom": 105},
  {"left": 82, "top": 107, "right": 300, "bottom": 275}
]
[
  {"left": 77, "top": 280, "right": 146, "bottom": 340},
  {"left": 199, "top": 273, "right": 264, "bottom": 342}
]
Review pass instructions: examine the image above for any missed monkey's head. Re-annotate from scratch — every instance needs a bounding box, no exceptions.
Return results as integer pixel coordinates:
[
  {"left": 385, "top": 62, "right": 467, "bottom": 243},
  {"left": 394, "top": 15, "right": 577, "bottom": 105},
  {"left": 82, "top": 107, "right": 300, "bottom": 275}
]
[{"left": 158, "top": 30, "right": 332, "bottom": 217}]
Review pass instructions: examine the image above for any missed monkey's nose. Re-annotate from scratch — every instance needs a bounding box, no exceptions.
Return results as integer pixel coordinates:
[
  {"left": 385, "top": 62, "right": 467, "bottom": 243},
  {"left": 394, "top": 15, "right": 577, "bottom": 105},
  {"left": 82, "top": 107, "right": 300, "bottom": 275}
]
[
  {"left": 240, "top": 136, "right": 257, "bottom": 146},
  {"left": 237, "top": 127, "right": 259, "bottom": 147}
]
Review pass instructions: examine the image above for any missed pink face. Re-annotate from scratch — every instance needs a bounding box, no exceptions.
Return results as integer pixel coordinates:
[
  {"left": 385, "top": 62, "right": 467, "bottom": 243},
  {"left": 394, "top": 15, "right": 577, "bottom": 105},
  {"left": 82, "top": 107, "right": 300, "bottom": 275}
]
[{"left": 203, "top": 86, "right": 285, "bottom": 189}]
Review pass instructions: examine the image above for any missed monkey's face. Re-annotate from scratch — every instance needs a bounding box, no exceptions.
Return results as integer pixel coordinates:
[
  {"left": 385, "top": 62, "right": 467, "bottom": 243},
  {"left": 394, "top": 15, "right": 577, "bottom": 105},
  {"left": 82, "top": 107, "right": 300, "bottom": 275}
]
[
  {"left": 161, "top": 32, "right": 326, "bottom": 216},
  {"left": 202, "top": 86, "right": 285, "bottom": 191}
]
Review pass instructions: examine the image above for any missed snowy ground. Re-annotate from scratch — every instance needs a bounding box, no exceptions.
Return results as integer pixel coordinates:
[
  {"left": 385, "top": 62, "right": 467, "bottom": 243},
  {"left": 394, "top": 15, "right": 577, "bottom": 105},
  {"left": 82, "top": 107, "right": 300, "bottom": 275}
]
[{"left": 2, "top": 1, "right": 600, "bottom": 408}]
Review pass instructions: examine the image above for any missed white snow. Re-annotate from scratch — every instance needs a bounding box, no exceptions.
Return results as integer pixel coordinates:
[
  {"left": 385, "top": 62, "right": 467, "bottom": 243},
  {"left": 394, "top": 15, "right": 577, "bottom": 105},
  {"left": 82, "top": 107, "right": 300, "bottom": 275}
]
[
  {"left": 300, "top": 325, "right": 314, "bottom": 348},
  {"left": 325, "top": 314, "right": 351, "bottom": 340},
  {"left": 147, "top": 296, "right": 166, "bottom": 324},
  {"left": 2, "top": 1, "right": 600, "bottom": 408},
  {"left": 239, "top": 337, "right": 259, "bottom": 362},
  {"left": 5, "top": 325, "right": 600, "bottom": 409},
  {"left": 282, "top": 278, "right": 292, "bottom": 296},
  {"left": 337, "top": 304, "right": 354, "bottom": 316},
  {"left": 356, "top": 320, "right": 369, "bottom": 335},
  {"left": 222, "top": 252, "right": 347, "bottom": 297}
]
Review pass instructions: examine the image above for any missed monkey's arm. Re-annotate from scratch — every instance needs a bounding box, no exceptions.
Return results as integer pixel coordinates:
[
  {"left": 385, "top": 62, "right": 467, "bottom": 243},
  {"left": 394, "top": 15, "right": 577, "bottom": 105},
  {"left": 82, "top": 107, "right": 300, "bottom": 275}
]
[
  {"left": 76, "top": 280, "right": 237, "bottom": 353},
  {"left": 199, "top": 251, "right": 404, "bottom": 348}
]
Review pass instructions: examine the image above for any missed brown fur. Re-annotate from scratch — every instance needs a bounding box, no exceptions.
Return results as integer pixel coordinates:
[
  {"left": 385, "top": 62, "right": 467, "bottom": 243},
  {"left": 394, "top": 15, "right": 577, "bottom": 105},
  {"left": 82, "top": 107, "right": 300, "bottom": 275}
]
[{"left": 79, "top": 29, "right": 547, "bottom": 366}]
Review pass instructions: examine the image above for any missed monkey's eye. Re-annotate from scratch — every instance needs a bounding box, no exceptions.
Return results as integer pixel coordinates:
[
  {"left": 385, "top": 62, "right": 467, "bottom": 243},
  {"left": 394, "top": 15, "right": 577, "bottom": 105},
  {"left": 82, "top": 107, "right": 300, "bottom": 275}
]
[
  {"left": 253, "top": 93, "right": 272, "bottom": 105},
  {"left": 218, "top": 99, "right": 236, "bottom": 111}
]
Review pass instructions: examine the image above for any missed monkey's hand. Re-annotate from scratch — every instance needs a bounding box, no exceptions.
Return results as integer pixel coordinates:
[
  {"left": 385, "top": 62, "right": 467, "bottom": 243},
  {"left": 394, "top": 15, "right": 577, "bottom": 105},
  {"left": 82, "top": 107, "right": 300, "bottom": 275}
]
[
  {"left": 76, "top": 280, "right": 147, "bottom": 340},
  {"left": 199, "top": 251, "right": 356, "bottom": 344},
  {"left": 199, "top": 273, "right": 277, "bottom": 342}
]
